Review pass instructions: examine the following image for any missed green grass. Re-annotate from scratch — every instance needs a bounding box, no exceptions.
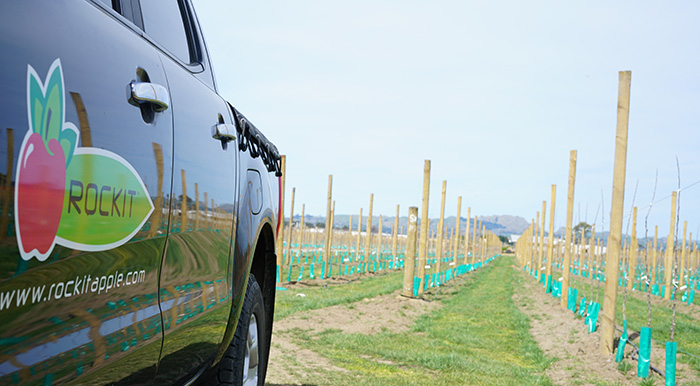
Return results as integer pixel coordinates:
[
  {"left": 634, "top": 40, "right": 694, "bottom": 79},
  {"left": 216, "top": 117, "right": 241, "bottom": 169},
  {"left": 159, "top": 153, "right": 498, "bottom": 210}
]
[
  {"left": 617, "top": 360, "right": 633, "bottom": 375},
  {"left": 274, "top": 270, "right": 403, "bottom": 321},
  {"left": 638, "top": 377, "right": 656, "bottom": 386},
  {"left": 282, "top": 256, "right": 554, "bottom": 385}
]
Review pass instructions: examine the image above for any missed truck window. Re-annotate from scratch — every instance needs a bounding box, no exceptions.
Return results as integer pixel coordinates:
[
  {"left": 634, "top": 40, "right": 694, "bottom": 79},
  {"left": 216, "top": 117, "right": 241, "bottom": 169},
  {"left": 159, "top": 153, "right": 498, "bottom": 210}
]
[
  {"left": 92, "top": 0, "right": 144, "bottom": 29},
  {"left": 140, "top": 0, "right": 193, "bottom": 63}
]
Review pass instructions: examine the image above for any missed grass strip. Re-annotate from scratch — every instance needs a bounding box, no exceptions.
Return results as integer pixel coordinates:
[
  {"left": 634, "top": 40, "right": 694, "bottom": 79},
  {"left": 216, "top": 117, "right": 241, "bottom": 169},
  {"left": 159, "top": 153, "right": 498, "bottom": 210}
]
[
  {"left": 284, "top": 256, "right": 554, "bottom": 385},
  {"left": 274, "top": 270, "right": 403, "bottom": 321}
]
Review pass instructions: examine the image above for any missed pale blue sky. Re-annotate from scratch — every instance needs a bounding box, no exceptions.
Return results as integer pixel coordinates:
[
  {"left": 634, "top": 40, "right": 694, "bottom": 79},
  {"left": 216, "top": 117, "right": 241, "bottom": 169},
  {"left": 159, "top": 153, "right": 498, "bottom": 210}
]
[{"left": 194, "top": 0, "right": 699, "bottom": 238}]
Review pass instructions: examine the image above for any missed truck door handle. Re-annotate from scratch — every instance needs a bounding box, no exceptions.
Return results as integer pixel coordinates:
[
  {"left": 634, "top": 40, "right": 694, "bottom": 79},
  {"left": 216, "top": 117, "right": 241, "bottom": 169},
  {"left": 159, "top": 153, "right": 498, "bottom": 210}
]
[
  {"left": 212, "top": 123, "right": 235, "bottom": 141},
  {"left": 129, "top": 82, "right": 170, "bottom": 112}
]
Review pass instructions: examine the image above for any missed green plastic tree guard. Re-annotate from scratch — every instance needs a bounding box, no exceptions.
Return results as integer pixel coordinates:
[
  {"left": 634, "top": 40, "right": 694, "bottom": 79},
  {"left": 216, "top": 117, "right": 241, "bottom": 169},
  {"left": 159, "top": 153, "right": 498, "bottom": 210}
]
[
  {"left": 586, "top": 303, "right": 600, "bottom": 333},
  {"left": 615, "top": 320, "right": 628, "bottom": 362},
  {"left": 567, "top": 288, "right": 578, "bottom": 312},
  {"left": 665, "top": 341, "right": 677, "bottom": 386},
  {"left": 637, "top": 327, "right": 652, "bottom": 378},
  {"left": 578, "top": 297, "right": 587, "bottom": 317},
  {"left": 413, "top": 277, "right": 420, "bottom": 297}
]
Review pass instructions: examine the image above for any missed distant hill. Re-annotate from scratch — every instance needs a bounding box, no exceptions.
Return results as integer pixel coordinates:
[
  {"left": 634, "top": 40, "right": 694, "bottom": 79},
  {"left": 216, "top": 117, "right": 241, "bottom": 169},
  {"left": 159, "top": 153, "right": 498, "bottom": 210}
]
[
  {"left": 286, "top": 213, "right": 529, "bottom": 236},
  {"left": 478, "top": 215, "right": 530, "bottom": 236}
]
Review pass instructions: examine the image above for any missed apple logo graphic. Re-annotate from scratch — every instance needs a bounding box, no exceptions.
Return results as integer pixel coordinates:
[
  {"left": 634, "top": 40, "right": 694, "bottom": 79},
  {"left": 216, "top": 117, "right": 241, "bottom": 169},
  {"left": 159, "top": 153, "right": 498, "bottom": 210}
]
[{"left": 15, "top": 59, "right": 78, "bottom": 261}]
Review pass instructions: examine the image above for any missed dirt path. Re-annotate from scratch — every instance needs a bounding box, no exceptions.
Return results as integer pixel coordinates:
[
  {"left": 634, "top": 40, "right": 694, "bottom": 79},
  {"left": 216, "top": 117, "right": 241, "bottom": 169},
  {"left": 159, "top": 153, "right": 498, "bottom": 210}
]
[
  {"left": 266, "top": 290, "right": 441, "bottom": 385},
  {"left": 513, "top": 265, "right": 639, "bottom": 385}
]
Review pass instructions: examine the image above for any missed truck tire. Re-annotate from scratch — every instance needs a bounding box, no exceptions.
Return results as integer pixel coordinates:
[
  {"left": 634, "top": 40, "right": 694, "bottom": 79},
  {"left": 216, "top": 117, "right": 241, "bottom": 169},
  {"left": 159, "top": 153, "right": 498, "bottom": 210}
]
[{"left": 208, "top": 274, "right": 268, "bottom": 386}]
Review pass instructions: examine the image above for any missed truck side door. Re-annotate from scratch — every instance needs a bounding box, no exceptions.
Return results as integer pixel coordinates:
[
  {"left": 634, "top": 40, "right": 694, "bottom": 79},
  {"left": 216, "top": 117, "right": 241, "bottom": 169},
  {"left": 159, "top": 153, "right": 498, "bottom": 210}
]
[
  {"left": 132, "top": 1, "right": 239, "bottom": 383},
  {"left": 0, "top": 1, "right": 173, "bottom": 384}
]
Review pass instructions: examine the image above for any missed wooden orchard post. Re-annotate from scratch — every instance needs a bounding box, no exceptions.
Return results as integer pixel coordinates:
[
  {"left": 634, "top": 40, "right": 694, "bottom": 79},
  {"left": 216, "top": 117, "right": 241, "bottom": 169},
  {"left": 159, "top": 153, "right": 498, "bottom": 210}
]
[
  {"left": 479, "top": 222, "right": 486, "bottom": 262},
  {"left": 534, "top": 211, "right": 540, "bottom": 273},
  {"left": 376, "top": 214, "right": 383, "bottom": 265},
  {"left": 285, "top": 187, "right": 296, "bottom": 268},
  {"left": 519, "top": 225, "right": 529, "bottom": 268},
  {"left": 356, "top": 208, "right": 363, "bottom": 259},
  {"left": 530, "top": 218, "right": 536, "bottom": 270},
  {"left": 211, "top": 198, "right": 216, "bottom": 228},
  {"left": 194, "top": 183, "right": 199, "bottom": 231},
  {"left": 203, "top": 192, "right": 209, "bottom": 229},
  {"left": 538, "top": 201, "right": 546, "bottom": 276},
  {"left": 323, "top": 175, "right": 333, "bottom": 277},
  {"left": 365, "top": 194, "right": 374, "bottom": 270},
  {"left": 392, "top": 204, "right": 400, "bottom": 267},
  {"left": 471, "top": 217, "right": 478, "bottom": 265},
  {"left": 590, "top": 224, "right": 596, "bottom": 282},
  {"left": 330, "top": 200, "right": 336, "bottom": 275},
  {"left": 561, "top": 150, "right": 577, "bottom": 310},
  {"left": 652, "top": 226, "right": 658, "bottom": 285},
  {"left": 402, "top": 207, "right": 419, "bottom": 297},
  {"left": 681, "top": 221, "right": 688, "bottom": 288},
  {"left": 546, "top": 185, "right": 557, "bottom": 280},
  {"left": 181, "top": 169, "right": 188, "bottom": 231},
  {"left": 347, "top": 214, "right": 353, "bottom": 254},
  {"left": 418, "top": 160, "right": 431, "bottom": 295},
  {"left": 464, "top": 208, "right": 471, "bottom": 264},
  {"left": 147, "top": 143, "right": 164, "bottom": 239},
  {"left": 691, "top": 238, "right": 696, "bottom": 284},
  {"left": 601, "top": 70, "right": 632, "bottom": 356},
  {"left": 628, "top": 206, "right": 637, "bottom": 291},
  {"left": 298, "top": 204, "right": 305, "bottom": 258},
  {"left": 664, "top": 191, "right": 678, "bottom": 300},
  {"left": 435, "top": 181, "right": 447, "bottom": 279},
  {"left": 454, "top": 197, "right": 462, "bottom": 261}
]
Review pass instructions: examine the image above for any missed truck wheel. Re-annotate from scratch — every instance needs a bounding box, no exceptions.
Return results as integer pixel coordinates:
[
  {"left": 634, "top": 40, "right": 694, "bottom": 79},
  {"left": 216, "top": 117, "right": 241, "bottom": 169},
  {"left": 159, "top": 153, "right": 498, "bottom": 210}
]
[{"left": 208, "top": 274, "right": 267, "bottom": 386}]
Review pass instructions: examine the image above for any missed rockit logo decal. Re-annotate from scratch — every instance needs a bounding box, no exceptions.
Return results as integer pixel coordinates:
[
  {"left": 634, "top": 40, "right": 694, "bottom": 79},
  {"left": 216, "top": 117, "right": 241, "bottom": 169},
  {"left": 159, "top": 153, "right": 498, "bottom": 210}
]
[{"left": 15, "top": 59, "right": 154, "bottom": 261}]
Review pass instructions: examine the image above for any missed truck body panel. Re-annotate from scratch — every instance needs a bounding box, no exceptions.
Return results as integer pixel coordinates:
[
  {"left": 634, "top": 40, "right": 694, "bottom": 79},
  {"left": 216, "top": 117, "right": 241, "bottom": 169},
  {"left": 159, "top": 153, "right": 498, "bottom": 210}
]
[{"left": 0, "top": 1, "right": 280, "bottom": 385}]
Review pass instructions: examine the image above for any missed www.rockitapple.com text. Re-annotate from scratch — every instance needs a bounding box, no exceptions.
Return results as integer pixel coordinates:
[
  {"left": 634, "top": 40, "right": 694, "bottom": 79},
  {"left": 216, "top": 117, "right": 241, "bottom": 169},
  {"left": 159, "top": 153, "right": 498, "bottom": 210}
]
[{"left": 0, "top": 269, "right": 146, "bottom": 311}]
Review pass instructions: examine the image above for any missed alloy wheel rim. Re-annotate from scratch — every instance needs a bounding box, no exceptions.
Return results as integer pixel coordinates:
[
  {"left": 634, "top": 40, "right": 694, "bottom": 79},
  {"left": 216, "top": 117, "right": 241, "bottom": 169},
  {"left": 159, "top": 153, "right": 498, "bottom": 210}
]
[{"left": 242, "top": 313, "right": 259, "bottom": 386}]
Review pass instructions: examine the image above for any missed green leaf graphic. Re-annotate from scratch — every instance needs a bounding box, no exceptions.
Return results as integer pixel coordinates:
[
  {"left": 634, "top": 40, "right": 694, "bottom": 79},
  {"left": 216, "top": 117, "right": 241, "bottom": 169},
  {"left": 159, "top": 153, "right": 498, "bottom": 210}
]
[
  {"left": 59, "top": 123, "right": 78, "bottom": 167},
  {"left": 42, "top": 67, "right": 63, "bottom": 144},
  {"left": 27, "top": 60, "right": 76, "bottom": 163},
  {"left": 56, "top": 149, "right": 154, "bottom": 250},
  {"left": 29, "top": 76, "right": 43, "bottom": 135}
]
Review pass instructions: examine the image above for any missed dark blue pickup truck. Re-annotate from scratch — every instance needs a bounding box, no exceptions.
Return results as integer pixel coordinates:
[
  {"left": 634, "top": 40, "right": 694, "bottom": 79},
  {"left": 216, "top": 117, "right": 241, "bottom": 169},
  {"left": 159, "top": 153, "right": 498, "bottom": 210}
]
[{"left": 0, "top": 1, "right": 281, "bottom": 385}]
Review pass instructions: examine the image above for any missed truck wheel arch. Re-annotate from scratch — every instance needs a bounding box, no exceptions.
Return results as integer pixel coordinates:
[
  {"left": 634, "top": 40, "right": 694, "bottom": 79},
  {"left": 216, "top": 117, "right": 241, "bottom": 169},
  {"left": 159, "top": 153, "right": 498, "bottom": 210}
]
[{"left": 247, "top": 221, "right": 276, "bottom": 382}]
